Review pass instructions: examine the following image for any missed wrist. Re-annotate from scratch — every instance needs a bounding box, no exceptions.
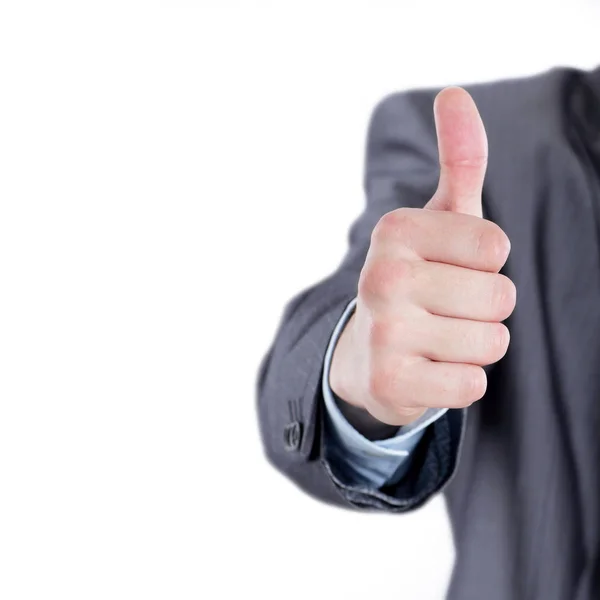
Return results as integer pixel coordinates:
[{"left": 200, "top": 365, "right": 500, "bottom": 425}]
[{"left": 329, "top": 312, "right": 361, "bottom": 406}]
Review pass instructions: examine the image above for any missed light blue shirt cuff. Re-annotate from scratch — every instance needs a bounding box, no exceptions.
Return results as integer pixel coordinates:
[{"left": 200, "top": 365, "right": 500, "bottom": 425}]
[{"left": 322, "top": 297, "right": 447, "bottom": 488}]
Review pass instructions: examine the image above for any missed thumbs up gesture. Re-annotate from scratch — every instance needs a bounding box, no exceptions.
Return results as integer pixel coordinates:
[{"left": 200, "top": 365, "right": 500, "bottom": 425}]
[{"left": 329, "top": 88, "right": 516, "bottom": 427}]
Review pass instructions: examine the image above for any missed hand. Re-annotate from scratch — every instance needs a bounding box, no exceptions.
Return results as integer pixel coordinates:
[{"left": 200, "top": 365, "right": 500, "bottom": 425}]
[{"left": 329, "top": 87, "right": 516, "bottom": 427}]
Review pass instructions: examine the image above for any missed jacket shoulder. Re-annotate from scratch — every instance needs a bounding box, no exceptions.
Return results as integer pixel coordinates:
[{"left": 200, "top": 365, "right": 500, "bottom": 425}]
[
  {"left": 365, "top": 66, "right": 591, "bottom": 190},
  {"left": 370, "top": 66, "right": 587, "bottom": 149}
]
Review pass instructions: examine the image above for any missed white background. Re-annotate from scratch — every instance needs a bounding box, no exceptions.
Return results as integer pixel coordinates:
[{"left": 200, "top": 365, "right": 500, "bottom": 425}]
[{"left": 1, "top": 2, "right": 599, "bottom": 599}]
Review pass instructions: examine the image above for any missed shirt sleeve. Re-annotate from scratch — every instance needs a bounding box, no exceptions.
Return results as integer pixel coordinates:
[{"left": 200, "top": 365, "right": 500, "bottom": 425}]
[{"left": 322, "top": 297, "right": 448, "bottom": 488}]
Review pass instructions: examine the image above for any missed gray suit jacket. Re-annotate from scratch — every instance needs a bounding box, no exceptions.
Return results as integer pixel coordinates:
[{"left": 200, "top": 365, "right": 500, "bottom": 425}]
[{"left": 257, "top": 65, "right": 600, "bottom": 600}]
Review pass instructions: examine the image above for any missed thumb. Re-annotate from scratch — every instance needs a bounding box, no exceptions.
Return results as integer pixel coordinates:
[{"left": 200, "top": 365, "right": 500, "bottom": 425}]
[{"left": 425, "top": 86, "right": 488, "bottom": 217}]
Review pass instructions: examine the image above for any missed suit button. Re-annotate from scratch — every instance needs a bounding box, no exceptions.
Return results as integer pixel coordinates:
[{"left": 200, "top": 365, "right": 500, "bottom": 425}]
[{"left": 284, "top": 421, "right": 303, "bottom": 452}]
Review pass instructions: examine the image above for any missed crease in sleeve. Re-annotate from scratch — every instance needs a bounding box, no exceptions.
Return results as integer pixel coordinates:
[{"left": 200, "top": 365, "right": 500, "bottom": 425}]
[{"left": 322, "top": 296, "right": 448, "bottom": 488}]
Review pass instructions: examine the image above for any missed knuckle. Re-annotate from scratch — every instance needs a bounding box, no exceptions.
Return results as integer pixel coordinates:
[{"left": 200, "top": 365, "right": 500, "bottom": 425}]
[
  {"left": 368, "top": 318, "right": 393, "bottom": 348},
  {"left": 373, "top": 208, "right": 415, "bottom": 243},
  {"left": 358, "top": 263, "right": 380, "bottom": 298},
  {"left": 447, "top": 365, "right": 487, "bottom": 408},
  {"left": 485, "top": 322, "right": 511, "bottom": 363},
  {"left": 491, "top": 274, "right": 517, "bottom": 319},
  {"left": 390, "top": 207, "right": 415, "bottom": 230},
  {"left": 372, "top": 213, "right": 394, "bottom": 244},
  {"left": 358, "top": 258, "right": 412, "bottom": 300},
  {"left": 476, "top": 224, "right": 511, "bottom": 268},
  {"left": 461, "top": 366, "right": 488, "bottom": 403}
]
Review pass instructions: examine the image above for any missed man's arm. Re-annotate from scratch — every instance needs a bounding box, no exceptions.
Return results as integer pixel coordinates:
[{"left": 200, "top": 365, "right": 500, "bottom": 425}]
[
  {"left": 256, "top": 89, "right": 460, "bottom": 511},
  {"left": 257, "top": 87, "right": 514, "bottom": 511}
]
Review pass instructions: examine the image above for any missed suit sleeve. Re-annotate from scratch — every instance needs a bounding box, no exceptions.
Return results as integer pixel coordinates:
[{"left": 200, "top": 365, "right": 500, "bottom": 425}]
[{"left": 256, "top": 89, "right": 467, "bottom": 512}]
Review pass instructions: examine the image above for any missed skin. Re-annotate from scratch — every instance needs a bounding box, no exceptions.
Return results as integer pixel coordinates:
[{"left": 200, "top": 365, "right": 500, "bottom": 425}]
[{"left": 329, "top": 87, "right": 516, "bottom": 434}]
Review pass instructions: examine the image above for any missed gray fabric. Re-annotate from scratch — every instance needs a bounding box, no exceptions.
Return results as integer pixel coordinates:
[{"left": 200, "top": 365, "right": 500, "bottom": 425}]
[{"left": 256, "top": 64, "right": 600, "bottom": 599}]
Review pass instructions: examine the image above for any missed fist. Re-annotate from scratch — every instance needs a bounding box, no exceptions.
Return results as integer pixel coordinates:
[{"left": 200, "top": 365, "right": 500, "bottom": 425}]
[{"left": 329, "top": 87, "right": 516, "bottom": 426}]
